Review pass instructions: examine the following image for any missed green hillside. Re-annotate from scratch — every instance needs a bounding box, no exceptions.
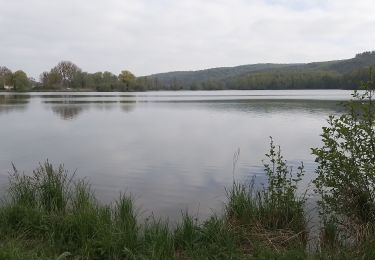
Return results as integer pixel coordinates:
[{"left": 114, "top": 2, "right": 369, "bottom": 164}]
[{"left": 145, "top": 51, "right": 375, "bottom": 90}]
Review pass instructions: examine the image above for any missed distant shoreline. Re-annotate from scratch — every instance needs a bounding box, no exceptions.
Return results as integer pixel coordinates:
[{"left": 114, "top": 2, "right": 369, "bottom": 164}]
[{"left": 0, "top": 87, "right": 354, "bottom": 93}]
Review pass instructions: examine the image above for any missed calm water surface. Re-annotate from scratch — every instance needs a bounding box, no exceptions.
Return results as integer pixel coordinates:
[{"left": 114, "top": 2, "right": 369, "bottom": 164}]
[{"left": 0, "top": 90, "right": 353, "bottom": 220}]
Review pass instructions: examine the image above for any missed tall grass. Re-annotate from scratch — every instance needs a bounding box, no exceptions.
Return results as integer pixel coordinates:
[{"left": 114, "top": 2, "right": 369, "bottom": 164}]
[
  {"left": 0, "top": 156, "right": 310, "bottom": 259},
  {"left": 0, "top": 161, "right": 249, "bottom": 259},
  {"left": 1, "top": 149, "right": 373, "bottom": 258},
  {"left": 0, "top": 162, "right": 142, "bottom": 259}
]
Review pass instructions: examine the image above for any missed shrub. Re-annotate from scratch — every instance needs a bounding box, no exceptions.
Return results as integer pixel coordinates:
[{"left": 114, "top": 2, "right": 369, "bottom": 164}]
[
  {"left": 312, "top": 79, "right": 375, "bottom": 225},
  {"left": 227, "top": 138, "right": 307, "bottom": 251}
]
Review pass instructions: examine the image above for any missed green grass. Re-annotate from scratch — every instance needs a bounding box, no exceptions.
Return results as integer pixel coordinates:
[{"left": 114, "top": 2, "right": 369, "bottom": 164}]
[{"left": 0, "top": 161, "right": 374, "bottom": 259}]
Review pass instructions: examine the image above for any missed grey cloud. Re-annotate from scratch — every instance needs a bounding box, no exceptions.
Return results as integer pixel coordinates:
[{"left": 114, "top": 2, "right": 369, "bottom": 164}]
[{"left": 0, "top": 0, "right": 375, "bottom": 79}]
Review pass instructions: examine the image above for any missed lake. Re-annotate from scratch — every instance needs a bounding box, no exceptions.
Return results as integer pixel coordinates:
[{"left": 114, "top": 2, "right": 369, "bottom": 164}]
[{"left": 0, "top": 90, "right": 353, "bottom": 220}]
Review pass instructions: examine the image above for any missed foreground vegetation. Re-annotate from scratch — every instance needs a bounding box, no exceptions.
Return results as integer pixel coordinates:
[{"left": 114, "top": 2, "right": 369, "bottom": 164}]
[
  {"left": 0, "top": 148, "right": 310, "bottom": 259},
  {"left": 0, "top": 78, "right": 374, "bottom": 259},
  {"left": 0, "top": 144, "right": 372, "bottom": 259}
]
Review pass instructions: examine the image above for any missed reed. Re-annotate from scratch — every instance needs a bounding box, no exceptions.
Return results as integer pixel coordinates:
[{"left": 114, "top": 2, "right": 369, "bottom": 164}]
[{"left": 0, "top": 153, "right": 372, "bottom": 259}]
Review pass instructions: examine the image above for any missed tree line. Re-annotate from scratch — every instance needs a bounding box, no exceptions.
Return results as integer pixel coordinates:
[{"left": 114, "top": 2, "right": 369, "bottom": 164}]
[
  {"left": 0, "top": 61, "right": 151, "bottom": 92},
  {"left": 39, "top": 61, "right": 142, "bottom": 91},
  {"left": 1, "top": 52, "right": 375, "bottom": 92}
]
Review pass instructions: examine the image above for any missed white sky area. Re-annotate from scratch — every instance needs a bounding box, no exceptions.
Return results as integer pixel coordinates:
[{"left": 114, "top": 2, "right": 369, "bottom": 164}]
[{"left": 1, "top": 0, "right": 375, "bottom": 78}]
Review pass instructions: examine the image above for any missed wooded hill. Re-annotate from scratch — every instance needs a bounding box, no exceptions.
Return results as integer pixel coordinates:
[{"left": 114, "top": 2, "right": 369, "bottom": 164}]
[{"left": 145, "top": 51, "right": 375, "bottom": 90}]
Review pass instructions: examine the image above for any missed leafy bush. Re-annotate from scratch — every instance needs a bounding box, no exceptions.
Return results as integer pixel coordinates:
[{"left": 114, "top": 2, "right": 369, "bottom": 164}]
[
  {"left": 262, "top": 138, "right": 306, "bottom": 231},
  {"left": 227, "top": 138, "right": 307, "bottom": 251},
  {"left": 312, "top": 79, "right": 375, "bottom": 225}
]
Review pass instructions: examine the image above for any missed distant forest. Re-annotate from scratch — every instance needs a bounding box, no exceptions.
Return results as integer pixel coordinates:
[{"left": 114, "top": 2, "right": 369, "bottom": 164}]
[{"left": 1, "top": 51, "right": 375, "bottom": 92}]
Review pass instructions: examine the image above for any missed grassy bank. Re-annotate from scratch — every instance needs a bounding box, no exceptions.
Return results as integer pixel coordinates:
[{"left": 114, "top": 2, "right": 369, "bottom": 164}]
[
  {"left": 0, "top": 158, "right": 372, "bottom": 259},
  {"left": 0, "top": 158, "right": 308, "bottom": 259}
]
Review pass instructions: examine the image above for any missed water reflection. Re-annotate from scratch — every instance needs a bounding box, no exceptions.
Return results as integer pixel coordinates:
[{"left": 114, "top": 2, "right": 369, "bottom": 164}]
[
  {"left": 166, "top": 99, "right": 346, "bottom": 115},
  {"left": 46, "top": 101, "right": 136, "bottom": 120},
  {"left": 45, "top": 99, "right": 344, "bottom": 121},
  {"left": 0, "top": 94, "right": 30, "bottom": 114},
  {"left": 120, "top": 103, "right": 136, "bottom": 113},
  {"left": 44, "top": 100, "right": 136, "bottom": 104},
  {"left": 51, "top": 105, "right": 87, "bottom": 120},
  {"left": 0, "top": 90, "right": 353, "bottom": 221}
]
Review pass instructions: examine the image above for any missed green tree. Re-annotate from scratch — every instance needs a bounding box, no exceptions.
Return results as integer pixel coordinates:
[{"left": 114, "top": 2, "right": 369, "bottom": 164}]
[
  {"left": 51, "top": 61, "right": 81, "bottom": 88},
  {"left": 39, "top": 70, "right": 61, "bottom": 89},
  {"left": 71, "top": 71, "right": 86, "bottom": 89},
  {"left": 101, "top": 71, "right": 118, "bottom": 91},
  {"left": 312, "top": 74, "right": 375, "bottom": 224},
  {"left": 118, "top": 70, "right": 136, "bottom": 91},
  {"left": 0, "top": 66, "right": 12, "bottom": 89},
  {"left": 12, "top": 70, "right": 31, "bottom": 91}
]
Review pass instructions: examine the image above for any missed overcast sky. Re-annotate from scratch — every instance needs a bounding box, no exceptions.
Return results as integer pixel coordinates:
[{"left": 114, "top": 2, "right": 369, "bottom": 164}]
[{"left": 1, "top": 0, "right": 375, "bottom": 78}]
